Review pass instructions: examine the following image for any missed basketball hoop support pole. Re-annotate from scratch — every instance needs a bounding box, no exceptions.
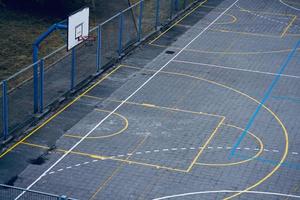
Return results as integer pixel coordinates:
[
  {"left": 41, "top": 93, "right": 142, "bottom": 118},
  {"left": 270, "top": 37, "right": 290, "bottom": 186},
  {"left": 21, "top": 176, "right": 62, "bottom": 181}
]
[{"left": 32, "top": 23, "right": 67, "bottom": 113}]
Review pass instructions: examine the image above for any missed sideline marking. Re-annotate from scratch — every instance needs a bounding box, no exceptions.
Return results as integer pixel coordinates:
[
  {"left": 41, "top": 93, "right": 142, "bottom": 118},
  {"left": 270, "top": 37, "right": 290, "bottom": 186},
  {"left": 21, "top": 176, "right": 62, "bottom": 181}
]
[
  {"left": 280, "top": 0, "right": 300, "bottom": 11},
  {"left": 149, "top": 0, "right": 208, "bottom": 44},
  {"left": 281, "top": 15, "right": 297, "bottom": 37},
  {"left": 15, "top": 2, "right": 240, "bottom": 197},
  {"left": 152, "top": 190, "right": 300, "bottom": 200},
  {"left": 64, "top": 109, "right": 128, "bottom": 139},
  {"left": 0, "top": 65, "right": 123, "bottom": 159},
  {"left": 122, "top": 65, "right": 289, "bottom": 200},
  {"left": 172, "top": 60, "right": 300, "bottom": 79},
  {"left": 230, "top": 39, "right": 300, "bottom": 157}
]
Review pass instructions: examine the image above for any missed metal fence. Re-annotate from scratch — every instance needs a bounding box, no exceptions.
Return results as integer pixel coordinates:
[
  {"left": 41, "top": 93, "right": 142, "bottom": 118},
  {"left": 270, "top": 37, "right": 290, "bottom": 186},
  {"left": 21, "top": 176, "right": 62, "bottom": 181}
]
[
  {"left": 0, "top": 184, "right": 75, "bottom": 200},
  {"left": 0, "top": 0, "right": 199, "bottom": 142}
]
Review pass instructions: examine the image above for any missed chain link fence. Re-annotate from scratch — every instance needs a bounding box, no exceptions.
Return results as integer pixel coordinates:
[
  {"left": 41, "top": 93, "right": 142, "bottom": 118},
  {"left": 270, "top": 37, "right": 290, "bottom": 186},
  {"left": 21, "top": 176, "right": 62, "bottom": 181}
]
[
  {"left": 0, "top": 0, "right": 200, "bottom": 144},
  {"left": 0, "top": 184, "right": 75, "bottom": 200}
]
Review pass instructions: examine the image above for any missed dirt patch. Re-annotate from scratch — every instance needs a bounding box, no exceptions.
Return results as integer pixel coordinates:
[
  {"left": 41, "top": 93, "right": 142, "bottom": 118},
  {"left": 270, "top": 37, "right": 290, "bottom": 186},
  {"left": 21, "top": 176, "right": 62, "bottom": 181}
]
[{"left": 0, "top": 0, "right": 130, "bottom": 81}]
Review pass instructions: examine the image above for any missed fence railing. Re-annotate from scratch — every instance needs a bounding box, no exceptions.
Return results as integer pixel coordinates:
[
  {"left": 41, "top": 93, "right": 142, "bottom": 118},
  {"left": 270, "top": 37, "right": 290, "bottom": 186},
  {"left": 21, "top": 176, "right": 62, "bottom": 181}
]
[
  {"left": 0, "top": 0, "right": 200, "bottom": 143},
  {"left": 0, "top": 184, "right": 76, "bottom": 200}
]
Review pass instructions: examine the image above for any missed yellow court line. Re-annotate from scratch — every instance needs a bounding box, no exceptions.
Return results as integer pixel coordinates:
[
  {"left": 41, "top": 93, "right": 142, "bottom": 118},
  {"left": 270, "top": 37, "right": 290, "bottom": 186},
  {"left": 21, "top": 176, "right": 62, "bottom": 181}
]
[
  {"left": 173, "top": 13, "right": 237, "bottom": 26},
  {"left": 0, "top": 65, "right": 123, "bottom": 159},
  {"left": 84, "top": 93, "right": 224, "bottom": 118},
  {"left": 187, "top": 117, "right": 225, "bottom": 172},
  {"left": 21, "top": 140, "right": 188, "bottom": 173},
  {"left": 202, "top": 5, "right": 296, "bottom": 17},
  {"left": 120, "top": 65, "right": 288, "bottom": 200},
  {"left": 21, "top": 120, "right": 265, "bottom": 169},
  {"left": 281, "top": 15, "right": 297, "bottom": 37},
  {"left": 64, "top": 109, "right": 128, "bottom": 139},
  {"left": 195, "top": 123, "right": 264, "bottom": 167},
  {"left": 149, "top": 0, "right": 208, "bottom": 44},
  {"left": 21, "top": 141, "right": 108, "bottom": 159},
  {"left": 149, "top": 42, "right": 300, "bottom": 55},
  {"left": 210, "top": 28, "right": 281, "bottom": 38},
  {"left": 89, "top": 135, "right": 149, "bottom": 200}
]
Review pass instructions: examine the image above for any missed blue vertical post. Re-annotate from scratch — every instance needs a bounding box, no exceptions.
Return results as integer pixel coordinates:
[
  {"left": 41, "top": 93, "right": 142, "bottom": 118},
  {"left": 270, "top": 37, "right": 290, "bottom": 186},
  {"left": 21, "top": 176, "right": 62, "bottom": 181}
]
[
  {"left": 175, "top": 0, "right": 179, "bottom": 11},
  {"left": 71, "top": 48, "right": 76, "bottom": 90},
  {"left": 138, "top": 1, "right": 144, "bottom": 41},
  {"left": 118, "top": 12, "right": 124, "bottom": 57},
  {"left": 33, "top": 62, "right": 39, "bottom": 114},
  {"left": 39, "top": 59, "right": 44, "bottom": 113},
  {"left": 155, "top": 0, "right": 160, "bottom": 30},
  {"left": 2, "top": 81, "right": 8, "bottom": 140},
  {"left": 96, "top": 25, "right": 102, "bottom": 72},
  {"left": 183, "top": 0, "right": 187, "bottom": 9}
]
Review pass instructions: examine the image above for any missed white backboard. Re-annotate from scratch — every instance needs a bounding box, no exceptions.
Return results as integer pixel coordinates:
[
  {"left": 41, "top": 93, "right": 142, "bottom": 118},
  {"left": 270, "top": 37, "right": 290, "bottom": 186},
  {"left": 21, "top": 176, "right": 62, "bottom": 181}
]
[{"left": 68, "top": 7, "right": 89, "bottom": 51}]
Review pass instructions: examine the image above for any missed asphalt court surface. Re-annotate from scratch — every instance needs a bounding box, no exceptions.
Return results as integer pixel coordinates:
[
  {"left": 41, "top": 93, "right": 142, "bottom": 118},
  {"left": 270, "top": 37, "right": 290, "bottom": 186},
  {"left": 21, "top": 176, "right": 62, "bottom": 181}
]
[{"left": 1, "top": 0, "right": 300, "bottom": 199}]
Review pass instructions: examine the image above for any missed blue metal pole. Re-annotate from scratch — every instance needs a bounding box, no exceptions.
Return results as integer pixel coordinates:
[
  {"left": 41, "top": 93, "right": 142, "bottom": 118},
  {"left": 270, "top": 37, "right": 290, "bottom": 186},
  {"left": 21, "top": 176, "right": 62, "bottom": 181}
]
[
  {"left": 138, "top": 1, "right": 144, "bottom": 41},
  {"left": 118, "top": 12, "right": 124, "bottom": 56},
  {"left": 33, "top": 61, "right": 39, "bottom": 114},
  {"left": 39, "top": 59, "right": 44, "bottom": 113},
  {"left": 175, "top": 0, "right": 179, "bottom": 11},
  {"left": 183, "top": 0, "right": 187, "bottom": 9},
  {"left": 96, "top": 25, "right": 102, "bottom": 72},
  {"left": 155, "top": 0, "right": 160, "bottom": 30},
  {"left": 71, "top": 48, "right": 76, "bottom": 90},
  {"left": 2, "top": 80, "right": 8, "bottom": 140}
]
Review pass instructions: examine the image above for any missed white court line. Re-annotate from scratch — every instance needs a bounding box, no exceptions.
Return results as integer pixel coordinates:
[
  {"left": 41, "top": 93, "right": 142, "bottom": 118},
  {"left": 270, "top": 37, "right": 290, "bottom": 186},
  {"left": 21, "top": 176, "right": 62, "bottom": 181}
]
[
  {"left": 173, "top": 60, "right": 300, "bottom": 79},
  {"left": 279, "top": 0, "right": 300, "bottom": 11},
  {"left": 14, "top": 1, "right": 240, "bottom": 199},
  {"left": 153, "top": 190, "right": 300, "bottom": 199}
]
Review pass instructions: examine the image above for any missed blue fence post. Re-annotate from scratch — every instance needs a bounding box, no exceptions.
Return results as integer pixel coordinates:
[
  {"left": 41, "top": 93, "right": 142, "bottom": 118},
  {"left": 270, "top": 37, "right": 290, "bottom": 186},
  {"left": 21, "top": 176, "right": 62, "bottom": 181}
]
[
  {"left": 155, "top": 0, "right": 160, "bottom": 30},
  {"left": 33, "top": 62, "right": 39, "bottom": 114},
  {"left": 96, "top": 25, "right": 102, "bottom": 72},
  {"left": 183, "top": 0, "right": 187, "bottom": 9},
  {"left": 138, "top": 1, "right": 144, "bottom": 41},
  {"left": 39, "top": 59, "right": 44, "bottom": 113},
  {"left": 71, "top": 48, "right": 76, "bottom": 90},
  {"left": 2, "top": 80, "right": 8, "bottom": 140},
  {"left": 175, "top": 0, "right": 179, "bottom": 11},
  {"left": 118, "top": 12, "right": 124, "bottom": 57}
]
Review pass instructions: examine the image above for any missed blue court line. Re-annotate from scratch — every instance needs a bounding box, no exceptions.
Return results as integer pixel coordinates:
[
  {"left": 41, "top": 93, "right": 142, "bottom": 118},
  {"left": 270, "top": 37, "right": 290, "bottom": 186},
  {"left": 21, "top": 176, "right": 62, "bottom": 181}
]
[
  {"left": 230, "top": 39, "right": 300, "bottom": 157},
  {"left": 272, "top": 96, "right": 300, "bottom": 103}
]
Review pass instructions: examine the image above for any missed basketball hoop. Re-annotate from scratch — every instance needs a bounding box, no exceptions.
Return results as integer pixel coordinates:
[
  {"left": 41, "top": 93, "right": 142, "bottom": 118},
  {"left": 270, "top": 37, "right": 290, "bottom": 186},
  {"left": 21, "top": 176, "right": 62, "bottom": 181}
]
[{"left": 76, "top": 35, "right": 96, "bottom": 42}]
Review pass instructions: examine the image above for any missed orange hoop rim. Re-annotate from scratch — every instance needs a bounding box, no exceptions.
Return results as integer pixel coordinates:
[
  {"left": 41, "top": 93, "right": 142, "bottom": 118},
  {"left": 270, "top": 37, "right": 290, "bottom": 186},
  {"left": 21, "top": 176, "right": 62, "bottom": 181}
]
[{"left": 77, "top": 35, "right": 96, "bottom": 41}]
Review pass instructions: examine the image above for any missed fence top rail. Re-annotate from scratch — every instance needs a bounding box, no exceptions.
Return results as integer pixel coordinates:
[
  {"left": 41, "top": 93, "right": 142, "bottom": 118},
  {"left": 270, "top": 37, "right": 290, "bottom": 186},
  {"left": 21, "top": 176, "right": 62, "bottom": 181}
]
[
  {"left": 122, "top": 0, "right": 142, "bottom": 13},
  {"left": 5, "top": 60, "right": 41, "bottom": 82},
  {"left": 0, "top": 184, "right": 79, "bottom": 200},
  {"left": 43, "top": 44, "right": 67, "bottom": 60},
  {"left": 0, "top": 184, "right": 60, "bottom": 197}
]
